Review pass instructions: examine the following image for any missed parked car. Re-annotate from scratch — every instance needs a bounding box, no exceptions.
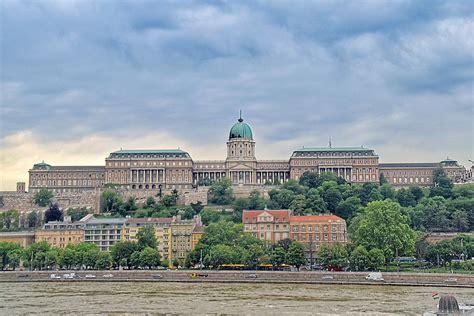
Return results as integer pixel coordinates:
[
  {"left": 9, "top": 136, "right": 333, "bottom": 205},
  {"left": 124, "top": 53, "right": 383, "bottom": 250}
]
[
  {"left": 85, "top": 274, "right": 96, "bottom": 279},
  {"left": 50, "top": 274, "right": 61, "bottom": 279},
  {"left": 152, "top": 274, "right": 163, "bottom": 280},
  {"left": 365, "top": 272, "right": 384, "bottom": 281},
  {"left": 102, "top": 273, "right": 114, "bottom": 278},
  {"left": 245, "top": 274, "right": 258, "bottom": 279}
]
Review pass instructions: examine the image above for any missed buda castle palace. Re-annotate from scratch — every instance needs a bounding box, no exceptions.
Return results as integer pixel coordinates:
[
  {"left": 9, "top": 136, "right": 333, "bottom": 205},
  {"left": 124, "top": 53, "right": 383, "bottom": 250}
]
[{"left": 26, "top": 115, "right": 470, "bottom": 197}]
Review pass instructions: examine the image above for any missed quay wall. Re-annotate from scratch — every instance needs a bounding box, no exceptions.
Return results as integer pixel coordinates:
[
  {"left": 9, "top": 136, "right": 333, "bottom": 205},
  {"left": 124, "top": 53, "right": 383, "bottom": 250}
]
[{"left": 0, "top": 270, "right": 472, "bottom": 288}]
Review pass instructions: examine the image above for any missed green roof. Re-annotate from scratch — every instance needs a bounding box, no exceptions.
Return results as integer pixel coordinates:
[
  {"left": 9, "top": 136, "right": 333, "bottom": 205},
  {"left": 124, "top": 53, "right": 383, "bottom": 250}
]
[
  {"left": 295, "top": 147, "right": 372, "bottom": 152},
  {"left": 110, "top": 149, "right": 187, "bottom": 155},
  {"left": 229, "top": 118, "right": 253, "bottom": 140}
]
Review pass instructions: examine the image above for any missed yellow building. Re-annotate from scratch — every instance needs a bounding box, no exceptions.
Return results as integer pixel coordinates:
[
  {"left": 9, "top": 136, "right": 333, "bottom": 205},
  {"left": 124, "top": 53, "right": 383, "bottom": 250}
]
[
  {"left": 169, "top": 215, "right": 203, "bottom": 265},
  {"left": 122, "top": 217, "right": 173, "bottom": 259},
  {"left": 0, "top": 231, "right": 35, "bottom": 247},
  {"left": 35, "top": 219, "right": 84, "bottom": 248},
  {"left": 192, "top": 225, "right": 205, "bottom": 250}
]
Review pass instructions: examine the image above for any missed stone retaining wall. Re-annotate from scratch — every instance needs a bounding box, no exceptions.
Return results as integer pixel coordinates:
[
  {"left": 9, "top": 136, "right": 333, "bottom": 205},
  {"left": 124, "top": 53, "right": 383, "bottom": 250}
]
[{"left": 0, "top": 271, "right": 472, "bottom": 288}]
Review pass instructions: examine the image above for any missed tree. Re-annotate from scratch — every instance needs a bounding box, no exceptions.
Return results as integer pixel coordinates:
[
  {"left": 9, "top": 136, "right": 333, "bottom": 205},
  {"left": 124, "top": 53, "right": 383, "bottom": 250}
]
[
  {"left": 208, "top": 178, "right": 234, "bottom": 205},
  {"left": 139, "top": 247, "right": 161, "bottom": 269},
  {"left": 379, "top": 184, "right": 395, "bottom": 200},
  {"left": 0, "top": 209, "right": 20, "bottom": 230},
  {"left": 451, "top": 210, "right": 469, "bottom": 232},
  {"left": 67, "top": 208, "right": 89, "bottom": 222},
  {"left": 111, "top": 241, "right": 139, "bottom": 268},
  {"left": 34, "top": 189, "right": 53, "bottom": 207},
  {"left": 305, "top": 188, "right": 327, "bottom": 213},
  {"left": 396, "top": 188, "right": 416, "bottom": 207},
  {"left": 322, "top": 188, "right": 342, "bottom": 213},
  {"left": 286, "top": 241, "right": 306, "bottom": 268},
  {"left": 101, "top": 190, "right": 122, "bottom": 213},
  {"left": 137, "top": 225, "right": 157, "bottom": 250},
  {"left": 208, "top": 244, "right": 237, "bottom": 267},
  {"left": 26, "top": 212, "right": 39, "bottom": 228},
  {"left": 190, "top": 201, "right": 204, "bottom": 214},
  {"left": 351, "top": 200, "right": 416, "bottom": 264},
  {"left": 368, "top": 248, "right": 385, "bottom": 270},
  {"left": 414, "top": 197, "right": 451, "bottom": 231},
  {"left": 123, "top": 197, "right": 138, "bottom": 214},
  {"left": 290, "top": 194, "right": 307, "bottom": 215},
  {"left": 96, "top": 252, "right": 112, "bottom": 270},
  {"left": 270, "top": 246, "right": 286, "bottom": 267},
  {"left": 430, "top": 168, "right": 454, "bottom": 199},
  {"left": 359, "top": 183, "right": 382, "bottom": 206},
  {"left": 349, "top": 245, "right": 370, "bottom": 271},
  {"left": 0, "top": 242, "right": 22, "bottom": 270},
  {"left": 200, "top": 209, "right": 222, "bottom": 225},
  {"left": 281, "top": 180, "right": 305, "bottom": 195},
  {"left": 299, "top": 171, "right": 322, "bottom": 188},
  {"left": 272, "top": 189, "right": 296, "bottom": 209},
  {"left": 335, "top": 196, "right": 361, "bottom": 219},
  {"left": 23, "top": 241, "right": 50, "bottom": 270},
  {"left": 160, "top": 195, "right": 176, "bottom": 207},
  {"left": 379, "top": 173, "right": 388, "bottom": 185},
  {"left": 44, "top": 203, "right": 63, "bottom": 223},
  {"left": 145, "top": 197, "right": 156, "bottom": 208},
  {"left": 248, "top": 190, "right": 265, "bottom": 210},
  {"left": 409, "top": 186, "right": 424, "bottom": 203}
]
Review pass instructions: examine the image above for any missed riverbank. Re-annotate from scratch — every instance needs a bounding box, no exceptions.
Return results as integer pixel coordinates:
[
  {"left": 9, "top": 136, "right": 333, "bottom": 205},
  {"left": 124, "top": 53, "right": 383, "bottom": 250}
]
[{"left": 1, "top": 270, "right": 472, "bottom": 288}]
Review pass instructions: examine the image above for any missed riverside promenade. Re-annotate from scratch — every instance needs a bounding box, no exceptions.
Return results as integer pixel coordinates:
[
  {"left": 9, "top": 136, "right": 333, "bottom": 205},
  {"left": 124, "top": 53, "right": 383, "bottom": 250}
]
[{"left": 1, "top": 270, "right": 473, "bottom": 288}]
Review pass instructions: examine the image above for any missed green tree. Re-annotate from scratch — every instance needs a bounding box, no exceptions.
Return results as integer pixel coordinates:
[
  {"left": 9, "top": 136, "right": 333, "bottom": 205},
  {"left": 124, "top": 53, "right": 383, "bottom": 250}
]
[
  {"left": 322, "top": 187, "right": 342, "bottom": 213},
  {"left": 26, "top": 211, "right": 39, "bottom": 228},
  {"left": 233, "top": 198, "right": 250, "bottom": 212},
  {"left": 430, "top": 168, "right": 454, "bottom": 199},
  {"left": 349, "top": 245, "right": 370, "bottom": 271},
  {"left": 299, "top": 171, "right": 322, "bottom": 188},
  {"left": 145, "top": 196, "right": 156, "bottom": 208},
  {"left": 270, "top": 246, "right": 286, "bottom": 267},
  {"left": 286, "top": 241, "right": 306, "bottom": 268},
  {"left": 248, "top": 190, "right": 265, "bottom": 210},
  {"left": 414, "top": 197, "right": 451, "bottom": 231},
  {"left": 0, "top": 209, "right": 20, "bottom": 230},
  {"left": 139, "top": 247, "right": 161, "bottom": 269},
  {"left": 137, "top": 225, "right": 157, "bottom": 250},
  {"left": 379, "top": 184, "right": 395, "bottom": 200},
  {"left": 0, "top": 242, "right": 22, "bottom": 270},
  {"left": 67, "top": 208, "right": 89, "bottom": 222},
  {"left": 96, "top": 252, "right": 113, "bottom": 270},
  {"left": 272, "top": 189, "right": 296, "bottom": 209},
  {"left": 359, "top": 183, "right": 382, "bottom": 206},
  {"left": 396, "top": 188, "right": 416, "bottom": 207},
  {"left": 351, "top": 200, "right": 416, "bottom": 264},
  {"left": 379, "top": 173, "right": 388, "bottom": 185},
  {"left": 111, "top": 241, "right": 139, "bottom": 268},
  {"left": 123, "top": 197, "right": 138, "bottom": 214},
  {"left": 368, "top": 248, "right": 385, "bottom": 270},
  {"left": 290, "top": 194, "right": 307, "bottom": 215},
  {"left": 208, "top": 178, "right": 234, "bottom": 205},
  {"left": 200, "top": 208, "right": 222, "bottom": 225},
  {"left": 34, "top": 189, "right": 54, "bottom": 207},
  {"left": 44, "top": 203, "right": 63, "bottom": 223},
  {"left": 335, "top": 196, "right": 361, "bottom": 219},
  {"left": 305, "top": 188, "right": 327, "bottom": 213},
  {"left": 160, "top": 195, "right": 176, "bottom": 207},
  {"left": 451, "top": 210, "right": 469, "bottom": 232},
  {"left": 190, "top": 201, "right": 204, "bottom": 213},
  {"left": 101, "top": 190, "right": 122, "bottom": 213},
  {"left": 281, "top": 180, "right": 305, "bottom": 195}
]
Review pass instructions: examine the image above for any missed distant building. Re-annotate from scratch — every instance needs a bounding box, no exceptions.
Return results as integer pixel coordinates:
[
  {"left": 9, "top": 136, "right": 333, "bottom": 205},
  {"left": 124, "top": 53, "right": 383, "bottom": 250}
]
[
  {"left": 0, "top": 231, "right": 35, "bottom": 247},
  {"left": 169, "top": 215, "right": 202, "bottom": 264},
  {"left": 25, "top": 115, "right": 470, "bottom": 198},
  {"left": 242, "top": 210, "right": 348, "bottom": 261},
  {"left": 289, "top": 215, "right": 347, "bottom": 260},
  {"left": 379, "top": 158, "right": 467, "bottom": 188},
  {"left": 191, "top": 224, "right": 205, "bottom": 250},
  {"left": 83, "top": 217, "right": 126, "bottom": 251},
  {"left": 122, "top": 217, "right": 173, "bottom": 259},
  {"left": 242, "top": 210, "right": 291, "bottom": 243},
  {"left": 35, "top": 217, "right": 84, "bottom": 248}
]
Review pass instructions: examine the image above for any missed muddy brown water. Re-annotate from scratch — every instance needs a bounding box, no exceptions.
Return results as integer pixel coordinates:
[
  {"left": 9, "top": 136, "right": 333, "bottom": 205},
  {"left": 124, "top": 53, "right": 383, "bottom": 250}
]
[{"left": 0, "top": 282, "right": 472, "bottom": 315}]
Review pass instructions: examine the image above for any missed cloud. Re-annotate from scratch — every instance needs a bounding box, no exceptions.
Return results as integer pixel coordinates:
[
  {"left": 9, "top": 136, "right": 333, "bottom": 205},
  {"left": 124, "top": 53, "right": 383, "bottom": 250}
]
[{"left": 0, "top": 0, "right": 473, "bottom": 190}]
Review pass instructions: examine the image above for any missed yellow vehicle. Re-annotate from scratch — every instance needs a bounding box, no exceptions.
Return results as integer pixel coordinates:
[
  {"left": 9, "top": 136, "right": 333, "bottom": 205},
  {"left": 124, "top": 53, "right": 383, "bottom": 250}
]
[{"left": 190, "top": 272, "right": 208, "bottom": 279}]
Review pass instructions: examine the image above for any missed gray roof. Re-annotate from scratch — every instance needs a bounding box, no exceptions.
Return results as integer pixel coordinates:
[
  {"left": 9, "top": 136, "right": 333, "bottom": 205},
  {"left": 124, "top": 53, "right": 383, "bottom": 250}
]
[
  {"left": 84, "top": 217, "right": 127, "bottom": 225},
  {"left": 379, "top": 163, "right": 439, "bottom": 168}
]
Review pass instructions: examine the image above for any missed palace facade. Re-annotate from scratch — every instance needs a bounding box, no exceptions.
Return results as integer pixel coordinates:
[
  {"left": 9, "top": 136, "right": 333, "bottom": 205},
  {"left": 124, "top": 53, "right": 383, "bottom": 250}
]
[{"left": 27, "top": 115, "right": 469, "bottom": 194}]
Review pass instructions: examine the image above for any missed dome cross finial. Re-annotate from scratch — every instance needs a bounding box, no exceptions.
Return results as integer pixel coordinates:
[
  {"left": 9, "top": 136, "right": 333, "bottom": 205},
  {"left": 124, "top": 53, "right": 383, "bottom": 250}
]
[{"left": 238, "top": 109, "right": 243, "bottom": 122}]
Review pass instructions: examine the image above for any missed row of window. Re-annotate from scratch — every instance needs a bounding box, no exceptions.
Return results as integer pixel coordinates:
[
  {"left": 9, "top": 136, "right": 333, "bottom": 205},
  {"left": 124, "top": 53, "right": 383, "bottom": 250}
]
[
  {"left": 31, "top": 173, "right": 104, "bottom": 179},
  {"left": 391, "top": 177, "right": 431, "bottom": 184},
  {"left": 108, "top": 161, "right": 190, "bottom": 167}
]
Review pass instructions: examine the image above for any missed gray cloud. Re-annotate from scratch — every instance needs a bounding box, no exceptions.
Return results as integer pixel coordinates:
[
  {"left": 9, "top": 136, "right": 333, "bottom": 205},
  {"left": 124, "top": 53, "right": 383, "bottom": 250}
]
[{"left": 0, "top": 0, "right": 473, "bottom": 189}]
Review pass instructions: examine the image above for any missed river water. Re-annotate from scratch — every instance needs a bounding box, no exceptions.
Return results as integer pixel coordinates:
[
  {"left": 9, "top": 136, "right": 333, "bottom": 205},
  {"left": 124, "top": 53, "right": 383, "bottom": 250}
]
[{"left": 0, "top": 282, "right": 472, "bottom": 315}]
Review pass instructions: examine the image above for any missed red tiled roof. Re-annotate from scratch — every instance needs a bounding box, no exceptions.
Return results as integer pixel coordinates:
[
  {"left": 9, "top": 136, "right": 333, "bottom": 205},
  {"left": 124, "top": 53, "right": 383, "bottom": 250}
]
[
  {"left": 290, "top": 215, "right": 344, "bottom": 223},
  {"left": 125, "top": 217, "right": 173, "bottom": 224},
  {"left": 242, "top": 210, "right": 291, "bottom": 223}
]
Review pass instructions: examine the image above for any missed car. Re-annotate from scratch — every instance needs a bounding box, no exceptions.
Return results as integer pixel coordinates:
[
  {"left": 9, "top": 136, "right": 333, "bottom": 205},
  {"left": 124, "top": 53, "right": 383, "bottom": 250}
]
[
  {"left": 63, "top": 273, "right": 74, "bottom": 279},
  {"left": 190, "top": 272, "right": 208, "bottom": 279},
  {"left": 152, "top": 274, "right": 163, "bottom": 279},
  {"left": 102, "top": 273, "right": 114, "bottom": 278},
  {"left": 245, "top": 274, "right": 258, "bottom": 279},
  {"left": 85, "top": 274, "right": 96, "bottom": 279},
  {"left": 444, "top": 277, "right": 457, "bottom": 283},
  {"left": 50, "top": 274, "right": 61, "bottom": 279},
  {"left": 366, "top": 272, "right": 384, "bottom": 281},
  {"left": 322, "top": 275, "right": 334, "bottom": 280}
]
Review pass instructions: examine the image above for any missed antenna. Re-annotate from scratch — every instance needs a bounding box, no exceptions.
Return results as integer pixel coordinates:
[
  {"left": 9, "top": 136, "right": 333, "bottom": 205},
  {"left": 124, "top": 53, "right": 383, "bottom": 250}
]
[
  {"left": 238, "top": 109, "right": 243, "bottom": 122},
  {"left": 329, "top": 137, "right": 332, "bottom": 148}
]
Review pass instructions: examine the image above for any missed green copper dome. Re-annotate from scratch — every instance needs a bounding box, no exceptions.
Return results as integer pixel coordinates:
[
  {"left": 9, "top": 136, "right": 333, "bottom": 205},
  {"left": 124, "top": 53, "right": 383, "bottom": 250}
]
[{"left": 229, "top": 117, "right": 253, "bottom": 140}]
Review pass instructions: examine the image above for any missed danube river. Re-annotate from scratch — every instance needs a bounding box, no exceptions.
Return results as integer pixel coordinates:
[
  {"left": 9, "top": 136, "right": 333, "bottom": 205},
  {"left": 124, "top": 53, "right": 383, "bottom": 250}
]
[{"left": 1, "top": 282, "right": 472, "bottom": 315}]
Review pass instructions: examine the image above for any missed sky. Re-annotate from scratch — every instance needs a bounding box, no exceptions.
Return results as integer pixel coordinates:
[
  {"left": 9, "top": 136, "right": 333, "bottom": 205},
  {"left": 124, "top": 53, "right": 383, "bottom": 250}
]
[{"left": 1, "top": 0, "right": 473, "bottom": 191}]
